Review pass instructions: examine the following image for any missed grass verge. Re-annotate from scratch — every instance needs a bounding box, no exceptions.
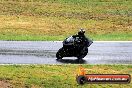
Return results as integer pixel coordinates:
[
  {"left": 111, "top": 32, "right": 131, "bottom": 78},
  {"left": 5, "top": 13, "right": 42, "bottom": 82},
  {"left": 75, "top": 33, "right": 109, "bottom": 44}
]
[
  {"left": 0, "top": 32, "right": 131, "bottom": 41},
  {"left": 0, "top": 0, "right": 132, "bottom": 41},
  {"left": 0, "top": 65, "right": 131, "bottom": 88}
]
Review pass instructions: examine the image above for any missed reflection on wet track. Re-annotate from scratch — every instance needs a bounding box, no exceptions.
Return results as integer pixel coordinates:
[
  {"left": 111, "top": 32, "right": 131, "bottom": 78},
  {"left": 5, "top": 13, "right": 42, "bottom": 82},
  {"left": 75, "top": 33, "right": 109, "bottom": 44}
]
[{"left": 0, "top": 41, "right": 132, "bottom": 64}]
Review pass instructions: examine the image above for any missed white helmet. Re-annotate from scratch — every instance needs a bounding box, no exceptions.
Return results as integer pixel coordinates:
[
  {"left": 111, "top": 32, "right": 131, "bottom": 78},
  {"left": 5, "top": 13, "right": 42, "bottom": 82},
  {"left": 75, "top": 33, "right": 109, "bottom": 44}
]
[{"left": 78, "top": 28, "right": 85, "bottom": 35}]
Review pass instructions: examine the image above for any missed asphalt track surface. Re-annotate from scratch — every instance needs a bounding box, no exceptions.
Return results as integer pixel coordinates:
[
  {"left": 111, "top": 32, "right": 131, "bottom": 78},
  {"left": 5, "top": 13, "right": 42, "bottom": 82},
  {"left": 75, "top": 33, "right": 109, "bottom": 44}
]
[{"left": 0, "top": 41, "right": 132, "bottom": 64}]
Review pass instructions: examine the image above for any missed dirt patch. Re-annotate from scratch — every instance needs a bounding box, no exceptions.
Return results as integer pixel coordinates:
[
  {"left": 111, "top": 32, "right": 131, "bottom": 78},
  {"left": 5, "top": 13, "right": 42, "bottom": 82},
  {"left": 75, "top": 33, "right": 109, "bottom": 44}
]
[{"left": 0, "top": 80, "right": 12, "bottom": 88}]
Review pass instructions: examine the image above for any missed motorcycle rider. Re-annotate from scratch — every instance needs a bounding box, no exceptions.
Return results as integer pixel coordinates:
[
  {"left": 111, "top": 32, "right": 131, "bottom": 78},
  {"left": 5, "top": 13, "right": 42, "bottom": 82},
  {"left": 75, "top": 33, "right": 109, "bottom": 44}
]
[
  {"left": 72, "top": 28, "right": 90, "bottom": 58},
  {"left": 72, "top": 28, "right": 89, "bottom": 48}
]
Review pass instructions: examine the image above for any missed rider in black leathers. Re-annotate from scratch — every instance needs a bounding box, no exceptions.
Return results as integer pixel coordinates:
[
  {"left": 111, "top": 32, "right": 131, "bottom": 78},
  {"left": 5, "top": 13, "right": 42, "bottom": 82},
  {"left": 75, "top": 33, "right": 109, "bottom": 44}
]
[
  {"left": 72, "top": 29, "right": 89, "bottom": 57},
  {"left": 73, "top": 29, "right": 89, "bottom": 46}
]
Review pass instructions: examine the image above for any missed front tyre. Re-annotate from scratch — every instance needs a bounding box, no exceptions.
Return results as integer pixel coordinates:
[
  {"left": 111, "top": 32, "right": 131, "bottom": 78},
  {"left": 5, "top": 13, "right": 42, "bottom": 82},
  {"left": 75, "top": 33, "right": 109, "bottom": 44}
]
[{"left": 56, "top": 48, "right": 64, "bottom": 60}]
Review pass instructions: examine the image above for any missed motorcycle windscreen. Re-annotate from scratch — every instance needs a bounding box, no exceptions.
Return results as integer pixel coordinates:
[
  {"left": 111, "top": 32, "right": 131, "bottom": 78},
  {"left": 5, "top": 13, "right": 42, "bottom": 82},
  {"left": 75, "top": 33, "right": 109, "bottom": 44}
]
[{"left": 63, "top": 36, "right": 75, "bottom": 45}]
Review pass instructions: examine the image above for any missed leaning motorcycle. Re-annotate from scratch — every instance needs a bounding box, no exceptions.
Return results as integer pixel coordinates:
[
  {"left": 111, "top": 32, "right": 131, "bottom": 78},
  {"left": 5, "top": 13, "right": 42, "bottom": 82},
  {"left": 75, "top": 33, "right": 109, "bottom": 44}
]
[{"left": 56, "top": 35, "right": 93, "bottom": 61}]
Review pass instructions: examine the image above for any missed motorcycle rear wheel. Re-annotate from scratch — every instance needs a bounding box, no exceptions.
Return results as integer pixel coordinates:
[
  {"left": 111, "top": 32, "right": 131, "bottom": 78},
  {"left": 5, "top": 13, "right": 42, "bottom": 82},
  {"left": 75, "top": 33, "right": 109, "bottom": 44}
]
[{"left": 77, "top": 47, "right": 88, "bottom": 60}]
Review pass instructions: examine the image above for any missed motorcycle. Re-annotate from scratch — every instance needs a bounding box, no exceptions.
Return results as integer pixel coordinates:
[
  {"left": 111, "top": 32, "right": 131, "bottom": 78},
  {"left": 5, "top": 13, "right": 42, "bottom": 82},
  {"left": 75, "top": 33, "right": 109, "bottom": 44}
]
[{"left": 56, "top": 35, "right": 93, "bottom": 61}]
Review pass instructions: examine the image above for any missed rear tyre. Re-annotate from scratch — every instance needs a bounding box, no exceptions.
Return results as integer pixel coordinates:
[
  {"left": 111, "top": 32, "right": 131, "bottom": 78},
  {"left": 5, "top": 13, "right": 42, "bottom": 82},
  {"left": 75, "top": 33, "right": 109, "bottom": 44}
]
[
  {"left": 77, "top": 47, "right": 88, "bottom": 60},
  {"left": 82, "top": 47, "right": 88, "bottom": 57}
]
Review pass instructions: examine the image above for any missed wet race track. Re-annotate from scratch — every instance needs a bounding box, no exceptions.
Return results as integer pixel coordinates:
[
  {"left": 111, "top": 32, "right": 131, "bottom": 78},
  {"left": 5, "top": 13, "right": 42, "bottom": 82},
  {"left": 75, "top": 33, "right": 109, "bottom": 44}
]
[{"left": 0, "top": 41, "right": 132, "bottom": 64}]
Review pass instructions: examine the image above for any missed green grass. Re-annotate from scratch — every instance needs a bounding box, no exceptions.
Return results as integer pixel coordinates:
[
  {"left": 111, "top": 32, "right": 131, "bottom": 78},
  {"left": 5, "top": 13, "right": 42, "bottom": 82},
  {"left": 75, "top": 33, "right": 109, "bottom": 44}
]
[
  {"left": 0, "top": 34, "right": 66, "bottom": 41},
  {"left": 90, "top": 32, "right": 132, "bottom": 41},
  {"left": 0, "top": 32, "right": 131, "bottom": 41},
  {"left": 0, "top": 65, "right": 131, "bottom": 88},
  {"left": 0, "top": 0, "right": 132, "bottom": 40}
]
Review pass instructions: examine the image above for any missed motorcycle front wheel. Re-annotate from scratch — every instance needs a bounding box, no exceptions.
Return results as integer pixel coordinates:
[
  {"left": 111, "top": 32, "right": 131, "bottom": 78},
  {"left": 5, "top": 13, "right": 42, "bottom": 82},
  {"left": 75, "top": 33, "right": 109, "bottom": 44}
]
[{"left": 56, "top": 47, "right": 64, "bottom": 60}]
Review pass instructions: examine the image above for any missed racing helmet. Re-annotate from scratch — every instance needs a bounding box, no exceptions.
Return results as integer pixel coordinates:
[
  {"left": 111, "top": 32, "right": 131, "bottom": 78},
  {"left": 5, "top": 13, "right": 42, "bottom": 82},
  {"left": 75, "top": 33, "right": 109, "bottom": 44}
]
[{"left": 78, "top": 28, "right": 85, "bottom": 35}]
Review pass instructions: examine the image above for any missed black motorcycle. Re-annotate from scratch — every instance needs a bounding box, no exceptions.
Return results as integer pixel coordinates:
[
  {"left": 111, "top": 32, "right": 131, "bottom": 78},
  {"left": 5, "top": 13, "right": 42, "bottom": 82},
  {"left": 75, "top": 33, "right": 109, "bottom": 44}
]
[{"left": 56, "top": 35, "right": 93, "bottom": 61}]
